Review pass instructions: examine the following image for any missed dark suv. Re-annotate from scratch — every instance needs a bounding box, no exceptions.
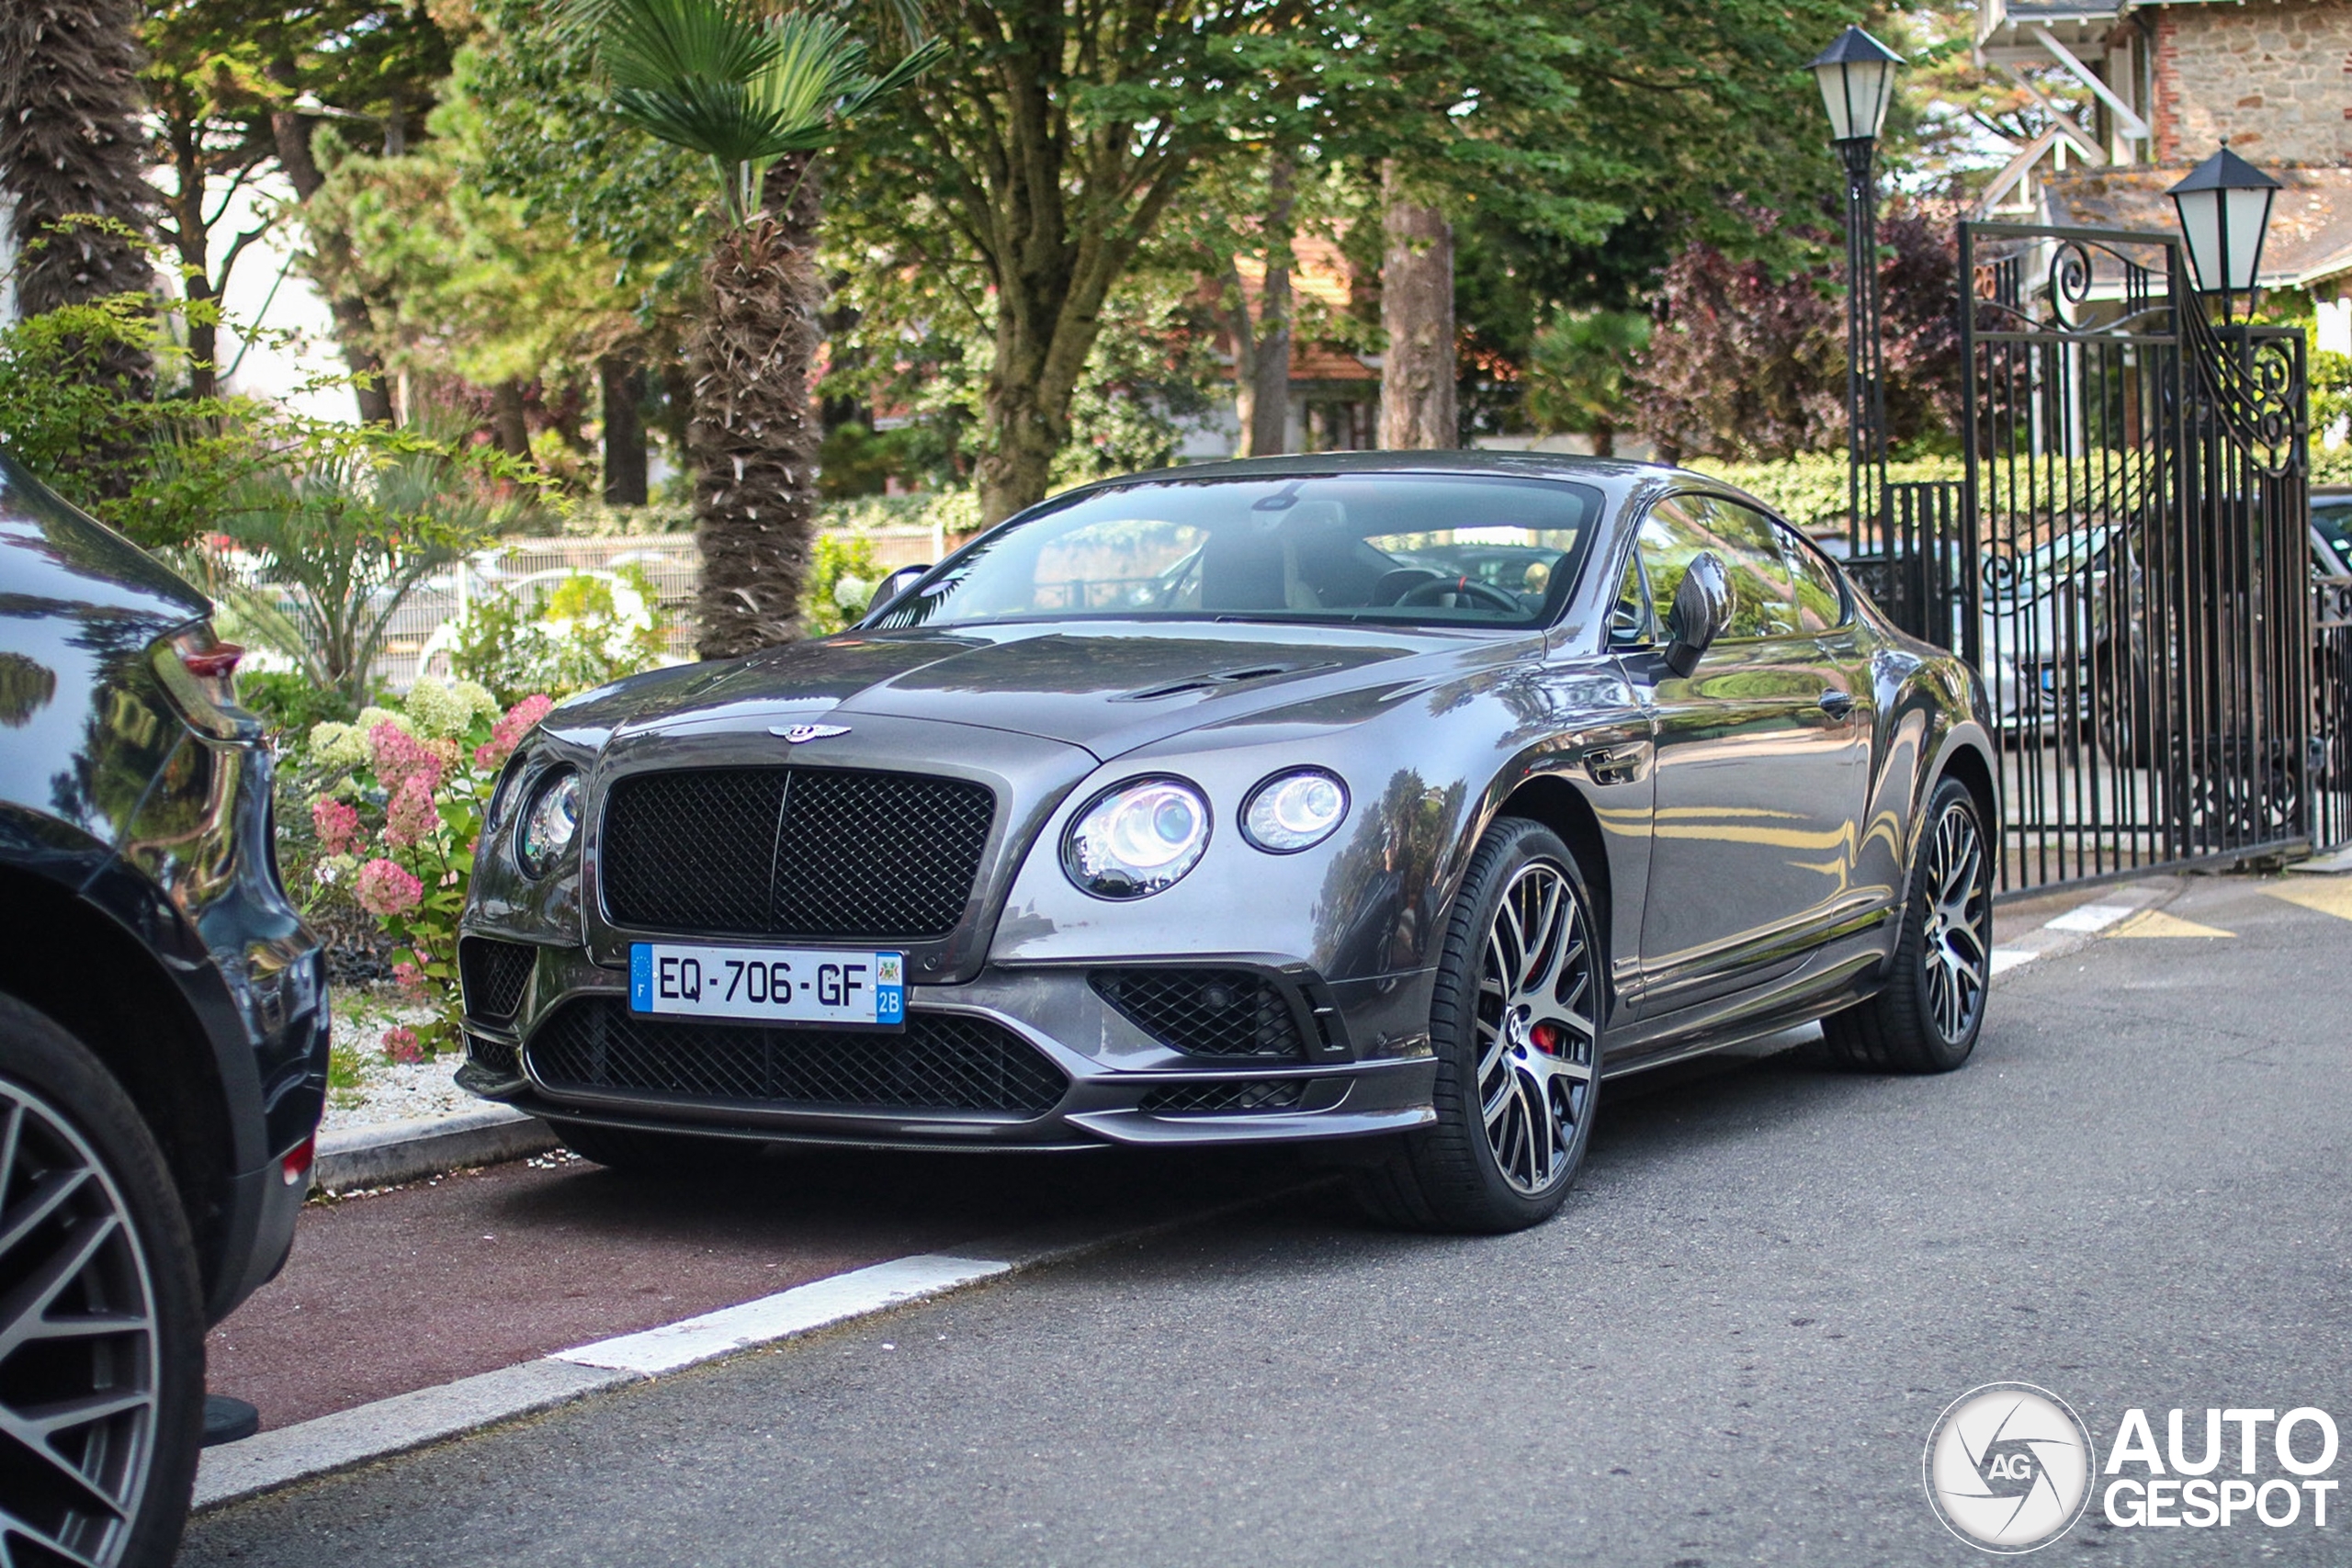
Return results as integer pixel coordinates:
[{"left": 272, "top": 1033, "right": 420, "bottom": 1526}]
[{"left": 0, "top": 456, "right": 327, "bottom": 1563}]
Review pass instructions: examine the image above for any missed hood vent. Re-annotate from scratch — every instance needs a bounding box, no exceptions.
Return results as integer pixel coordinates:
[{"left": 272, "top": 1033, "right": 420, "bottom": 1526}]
[{"left": 1114, "top": 661, "right": 1330, "bottom": 703}]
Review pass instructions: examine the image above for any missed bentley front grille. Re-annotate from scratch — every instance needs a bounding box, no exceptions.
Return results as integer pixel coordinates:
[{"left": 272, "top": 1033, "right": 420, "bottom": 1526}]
[{"left": 599, "top": 765, "right": 996, "bottom": 941}]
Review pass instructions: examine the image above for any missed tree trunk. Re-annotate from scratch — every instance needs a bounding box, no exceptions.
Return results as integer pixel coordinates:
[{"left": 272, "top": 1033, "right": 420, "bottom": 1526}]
[
  {"left": 1232, "top": 154, "right": 1307, "bottom": 460},
  {"left": 691, "top": 157, "right": 823, "bottom": 660},
  {"left": 0, "top": 0, "right": 154, "bottom": 384},
  {"left": 268, "top": 95, "right": 396, "bottom": 424},
  {"left": 600, "top": 355, "right": 649, "bottom": 507},
  {"left": 1378, "top": 166, "right": 1456, "bottom": 450},
  {"left": 490, "top": 380, "right": 532, "bottom": 460}
]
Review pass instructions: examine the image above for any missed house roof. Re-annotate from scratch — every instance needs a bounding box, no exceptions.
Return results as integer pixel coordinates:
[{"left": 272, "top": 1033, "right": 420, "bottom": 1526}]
[{"left": 2040, "top": 164, "right": 2352, "bottom": 289}]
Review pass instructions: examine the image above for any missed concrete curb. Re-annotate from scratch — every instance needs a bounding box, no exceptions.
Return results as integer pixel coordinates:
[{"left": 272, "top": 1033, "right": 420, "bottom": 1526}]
[
  {"left": 312, "top": 1106, "right": 557, "bottom": 1194},
  {"left": 193, "top": 1188, "right": 1312, "bottom": 1512}
]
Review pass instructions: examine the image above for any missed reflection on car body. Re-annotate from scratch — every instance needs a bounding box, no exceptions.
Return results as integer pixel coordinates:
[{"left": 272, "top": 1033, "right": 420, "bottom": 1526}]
[{"left": 458, "top": 453, "right": 1996, "bottom": 1234}]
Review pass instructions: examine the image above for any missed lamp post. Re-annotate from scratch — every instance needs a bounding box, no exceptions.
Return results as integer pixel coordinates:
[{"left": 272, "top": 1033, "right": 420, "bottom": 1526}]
[
  {"left": 1812, "top": 25, "right": 1903, "bottom": 553},
  {"left": 2167, "top": 142, "right": 2281, "bottom": 326}
]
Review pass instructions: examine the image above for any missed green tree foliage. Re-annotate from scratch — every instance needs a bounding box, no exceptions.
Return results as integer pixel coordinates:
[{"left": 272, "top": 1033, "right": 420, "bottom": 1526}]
[{"left": 1522, "top": 310, "right": 1650, "bottom": 456}]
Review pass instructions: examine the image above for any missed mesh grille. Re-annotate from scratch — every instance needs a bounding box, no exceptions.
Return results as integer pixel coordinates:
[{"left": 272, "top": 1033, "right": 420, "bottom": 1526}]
[
  {"left": 466, "top": 1032, "right": 520, "bottom": 1077},
  {"left": 526, "top": 999, "right": 1066, "bottom": 1117},
  {"left": 600, "top": 766, "right": 994, "bottom": 940},
  {"left": 1138, "top": 1079, "right": 1307, "bottom": 1114},
  {"left": 600, "top": 769, "right": 787, "bottom": 933},
  {"left": 1091, "top": 968, "right": 1306, "bottom": 1058},
  {"left": 459, "top": 937, "right": 537, "bottom": 1022}
]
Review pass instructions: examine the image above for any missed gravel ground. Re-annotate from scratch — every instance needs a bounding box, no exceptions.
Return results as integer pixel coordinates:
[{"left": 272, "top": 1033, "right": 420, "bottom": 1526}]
[{"left": 322, "top": 990, "right": 474, "bottom": 1132}]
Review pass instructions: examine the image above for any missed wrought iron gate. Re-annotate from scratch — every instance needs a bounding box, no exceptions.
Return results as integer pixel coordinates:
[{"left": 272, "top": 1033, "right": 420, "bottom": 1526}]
[{"left": 1866, "top": 220, "right": 2346, "bottom": 892}]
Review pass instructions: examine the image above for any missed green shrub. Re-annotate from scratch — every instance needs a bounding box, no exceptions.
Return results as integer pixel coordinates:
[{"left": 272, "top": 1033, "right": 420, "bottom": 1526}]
[{"left": 1683, "top": 453, "right": 1965, "bottom": 534}]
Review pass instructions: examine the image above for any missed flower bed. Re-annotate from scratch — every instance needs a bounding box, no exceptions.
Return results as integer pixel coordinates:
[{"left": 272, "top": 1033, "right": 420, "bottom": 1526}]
[{"left": 289, "top": 676, "right": 554, "bottom": 1062}]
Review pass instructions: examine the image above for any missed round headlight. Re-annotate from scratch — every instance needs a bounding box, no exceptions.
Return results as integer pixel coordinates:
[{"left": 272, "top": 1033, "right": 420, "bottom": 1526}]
[
  {"left": 515, "top": 769, "right": 580, "bottom": 877},
  {"left": 1241, "top": 768, "right": 1350, "bottom": 852},
  {"left": 1062, "top": 777, "right": 1210, "bottom": 899}
]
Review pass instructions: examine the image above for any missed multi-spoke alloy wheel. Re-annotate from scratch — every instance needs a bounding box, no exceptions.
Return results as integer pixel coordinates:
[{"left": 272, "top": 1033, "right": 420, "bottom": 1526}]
[
  {"left": 1476, "top": 862, "right": 1598, "bottom": 1196},
  {"left": 1823, "top": 775, "right": 1993, "bottom": 1074},
  {"left": 1918, "top": 799, "right": 1992, "bottom": 1046},
  {"left": 0, "top": 998, "right": 202, "bottom": 1568},
  {"left": 1352, "top": 817, "right": 1602, "bottom": 1233},
  {"left": 0, "top": 1077, "right": 164, "bottom": 1565}
]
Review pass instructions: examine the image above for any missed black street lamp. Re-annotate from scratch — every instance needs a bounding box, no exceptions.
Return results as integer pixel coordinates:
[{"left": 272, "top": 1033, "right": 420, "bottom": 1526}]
[
  {"left": 2167, "top": 143, "right": 2281, "bottom": 325},
  {"left": 1812, "top": 25, "right": 1904, "bottom": 552}
]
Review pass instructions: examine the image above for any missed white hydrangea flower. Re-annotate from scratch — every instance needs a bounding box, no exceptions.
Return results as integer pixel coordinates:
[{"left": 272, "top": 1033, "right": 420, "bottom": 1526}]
[
  {"left": 403, "top": 678, "right": 471, "bottom": 739},
  {"left": 833, "top": 574, "right": 874, "bottom": 610},
  {"left": 308, "top": 721, "right": 371, "bottom": 771},
  {"left": 354, "top": 705, "right": 412, "bottom": 737},
  {"left": 452, "top": 680, "right": 501, "bottom": 726}
]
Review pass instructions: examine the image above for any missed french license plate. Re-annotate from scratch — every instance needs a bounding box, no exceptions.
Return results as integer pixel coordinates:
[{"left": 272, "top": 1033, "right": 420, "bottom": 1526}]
[{"left": 629, "top": 942, "right": 905, "bottom": 1028}]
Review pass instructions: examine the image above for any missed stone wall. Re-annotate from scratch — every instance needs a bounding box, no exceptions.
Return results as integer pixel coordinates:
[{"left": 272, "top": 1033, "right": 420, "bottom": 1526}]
[{"left": 2153, "top": 0, "right": 2352, "bottom": 166}]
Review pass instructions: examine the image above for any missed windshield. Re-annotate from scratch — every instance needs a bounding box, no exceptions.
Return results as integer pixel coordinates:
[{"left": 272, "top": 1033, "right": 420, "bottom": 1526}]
[
  {"left": 2316, "top": 499, "right": 2352, "bottom": 573},
  {"left": 866, "top": 474, "right": 1603, "bottom": 632}
]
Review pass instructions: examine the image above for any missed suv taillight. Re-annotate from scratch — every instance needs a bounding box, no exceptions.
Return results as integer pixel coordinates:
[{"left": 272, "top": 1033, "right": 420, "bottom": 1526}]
[{"left": 153, "top": 626, "right": 253, "bottom": 738}]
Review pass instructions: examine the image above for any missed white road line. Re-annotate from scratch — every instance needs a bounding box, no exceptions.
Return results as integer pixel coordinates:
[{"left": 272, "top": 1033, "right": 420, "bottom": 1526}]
[
  {"left": 553, "top": 1253, "right": 1013, "bottom": 1376},
  {"left": 2042, "top": 902, "right": 2139, "bottom": 933}
]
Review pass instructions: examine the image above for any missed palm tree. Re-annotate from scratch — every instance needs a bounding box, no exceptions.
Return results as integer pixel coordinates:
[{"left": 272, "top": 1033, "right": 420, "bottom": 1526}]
[{"left": 581, "top": 0, "right": 938, "bottom": 659}]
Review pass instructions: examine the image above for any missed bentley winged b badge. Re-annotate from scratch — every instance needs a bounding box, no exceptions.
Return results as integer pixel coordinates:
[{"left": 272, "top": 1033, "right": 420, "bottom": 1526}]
[{"left": 770, "top": 723, "right": 851, "bottom": 744}]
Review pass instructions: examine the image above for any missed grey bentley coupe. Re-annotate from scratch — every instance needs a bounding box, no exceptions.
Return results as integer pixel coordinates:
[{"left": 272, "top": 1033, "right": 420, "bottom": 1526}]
[{"left": 457, "top": 453, "right": 1996, "bottom": 1233}]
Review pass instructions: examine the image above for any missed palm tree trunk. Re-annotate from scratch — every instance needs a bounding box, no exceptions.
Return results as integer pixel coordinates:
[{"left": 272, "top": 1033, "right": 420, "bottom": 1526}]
[
  {"left": 1378, "top": 163, "right": 1456, "bottom": 451},
  {"left": 691, "top": 209, "right": 821, "bottom": 659},
  {"left": 0, "top": 0, "right": 154, "bottom": 382}
]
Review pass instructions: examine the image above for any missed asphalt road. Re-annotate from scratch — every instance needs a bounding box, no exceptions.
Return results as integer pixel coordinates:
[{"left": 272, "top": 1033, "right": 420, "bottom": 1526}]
[{"left": 182, "top": 874, "right": 2352, "bottom": 1567}]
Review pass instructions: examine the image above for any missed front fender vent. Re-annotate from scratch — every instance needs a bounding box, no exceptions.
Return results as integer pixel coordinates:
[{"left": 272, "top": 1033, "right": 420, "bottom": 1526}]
[{"left": 459, "top": 937, "right": 537, "bottom": 1023}]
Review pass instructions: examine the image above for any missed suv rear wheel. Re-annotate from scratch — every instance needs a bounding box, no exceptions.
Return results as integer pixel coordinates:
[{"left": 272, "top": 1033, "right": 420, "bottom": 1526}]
[{"left": 0, "top": 995, "right": 206, "bottom": 1566}]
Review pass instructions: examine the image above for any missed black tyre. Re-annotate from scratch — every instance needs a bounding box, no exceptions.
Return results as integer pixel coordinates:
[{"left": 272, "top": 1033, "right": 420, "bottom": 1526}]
[
  {"left": 546, "top": 1118, "right": 762, "bottom": 1175},
  {"left": 1353, "top": 818, "right": 1602, "bottom": 1234},
  {"left": 1823, "top": 776, "right": 1992, "bottom": 1073},
  {"left": 0, "top": 994, "right": 206, "bottom": 1567}
]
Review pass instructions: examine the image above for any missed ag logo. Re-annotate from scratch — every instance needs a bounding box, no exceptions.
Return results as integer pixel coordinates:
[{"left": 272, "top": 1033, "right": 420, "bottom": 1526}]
[{"left": 1924, "top": 1383, "right": 2096, "bottom": 1553}]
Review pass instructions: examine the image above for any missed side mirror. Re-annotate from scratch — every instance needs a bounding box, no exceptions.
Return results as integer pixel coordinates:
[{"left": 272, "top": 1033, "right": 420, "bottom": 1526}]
[
  {"left": 1663, "top": 551, "right": 1732, "bottom": 677},
  {"left": 865, "top": 563, "right": 931, "bottom": 619}
]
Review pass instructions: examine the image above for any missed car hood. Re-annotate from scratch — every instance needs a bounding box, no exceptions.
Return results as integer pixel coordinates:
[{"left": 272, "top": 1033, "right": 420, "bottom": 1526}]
[{"left": 602, "top": 621, "right": 1522, "bottom": 761}]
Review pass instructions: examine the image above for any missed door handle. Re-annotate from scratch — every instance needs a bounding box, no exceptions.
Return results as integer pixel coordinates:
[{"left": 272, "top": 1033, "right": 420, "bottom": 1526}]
[
  {"left": 1581, "top": 741, "right": 1651, "bottom": 786},
  {"left": 1817, "top": 689, "right": 1856, "bottom": 718}
]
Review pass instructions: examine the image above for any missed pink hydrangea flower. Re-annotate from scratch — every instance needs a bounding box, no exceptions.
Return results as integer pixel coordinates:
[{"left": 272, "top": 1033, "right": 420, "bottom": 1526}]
[
  {"left": 353, "top": 857, "right": 424, "bottom": 918},
  {"left": 390, "top": 961, "right": 427, "bottom": 999},
  {"left": 311, "top": 797, "right": 360, "bottom": 854},
  {"left": 381, "top": 1026, "right": 423, "bottom": 1065},
  {"left": 475, "top": 694, "right": 555, "bottom": 769},
  {"left": 369, "top": 721, "right": 445, "bottom": 795},
  {"left": 383, "top": 775, "right": 438, "bottom": 848}
]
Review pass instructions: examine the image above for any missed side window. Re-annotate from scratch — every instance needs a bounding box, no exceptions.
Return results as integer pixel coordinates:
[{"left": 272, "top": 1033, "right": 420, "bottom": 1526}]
[
  {"left": 1777, "top": 523, "right": 1850, "bottom": 632},
  {"left": 1609, "top": 547, "right": 1653, "bottom": 646},
  {"left": 1683, "top": 498, "right": 1799, "bottom": 638}
]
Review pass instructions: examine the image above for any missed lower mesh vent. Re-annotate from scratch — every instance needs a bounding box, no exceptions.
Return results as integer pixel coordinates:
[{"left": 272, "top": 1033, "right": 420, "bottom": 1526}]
[
  {"left": 466, "top": 1032, "right": 520, "bottom": 1077},
  {"left": 526, "top": 999, "right": 1067, "bottom": 1117},
  {"left": 1137, "top": 1079, "right": 1307, "bottom": 1115},
  {"left": 1091, "top": 968, "right": 1306, "bottom": 1058}
]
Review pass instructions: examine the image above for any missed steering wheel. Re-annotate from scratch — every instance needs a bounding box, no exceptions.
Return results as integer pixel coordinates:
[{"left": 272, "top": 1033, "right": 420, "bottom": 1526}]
[
  {"left": 1373, "top": 566, "right": 1446, "bottom": 605},
  {"left": 1394, "top": 573, "right": 1521, "bottom": 613}
]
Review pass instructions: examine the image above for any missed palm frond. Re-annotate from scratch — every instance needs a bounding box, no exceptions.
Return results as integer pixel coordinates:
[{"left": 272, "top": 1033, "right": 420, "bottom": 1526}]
[{"left": 578, "top": 0, "right": 946, "bottom": 224}]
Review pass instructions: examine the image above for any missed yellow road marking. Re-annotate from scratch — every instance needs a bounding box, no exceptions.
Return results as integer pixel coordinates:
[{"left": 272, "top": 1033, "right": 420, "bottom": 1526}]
[
  {"left": 2109, "top": 909, "right": 2234, "bottom": 939},
  {"left": 2266, "top": 879, "right": 2352, "bottom": 922}
]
